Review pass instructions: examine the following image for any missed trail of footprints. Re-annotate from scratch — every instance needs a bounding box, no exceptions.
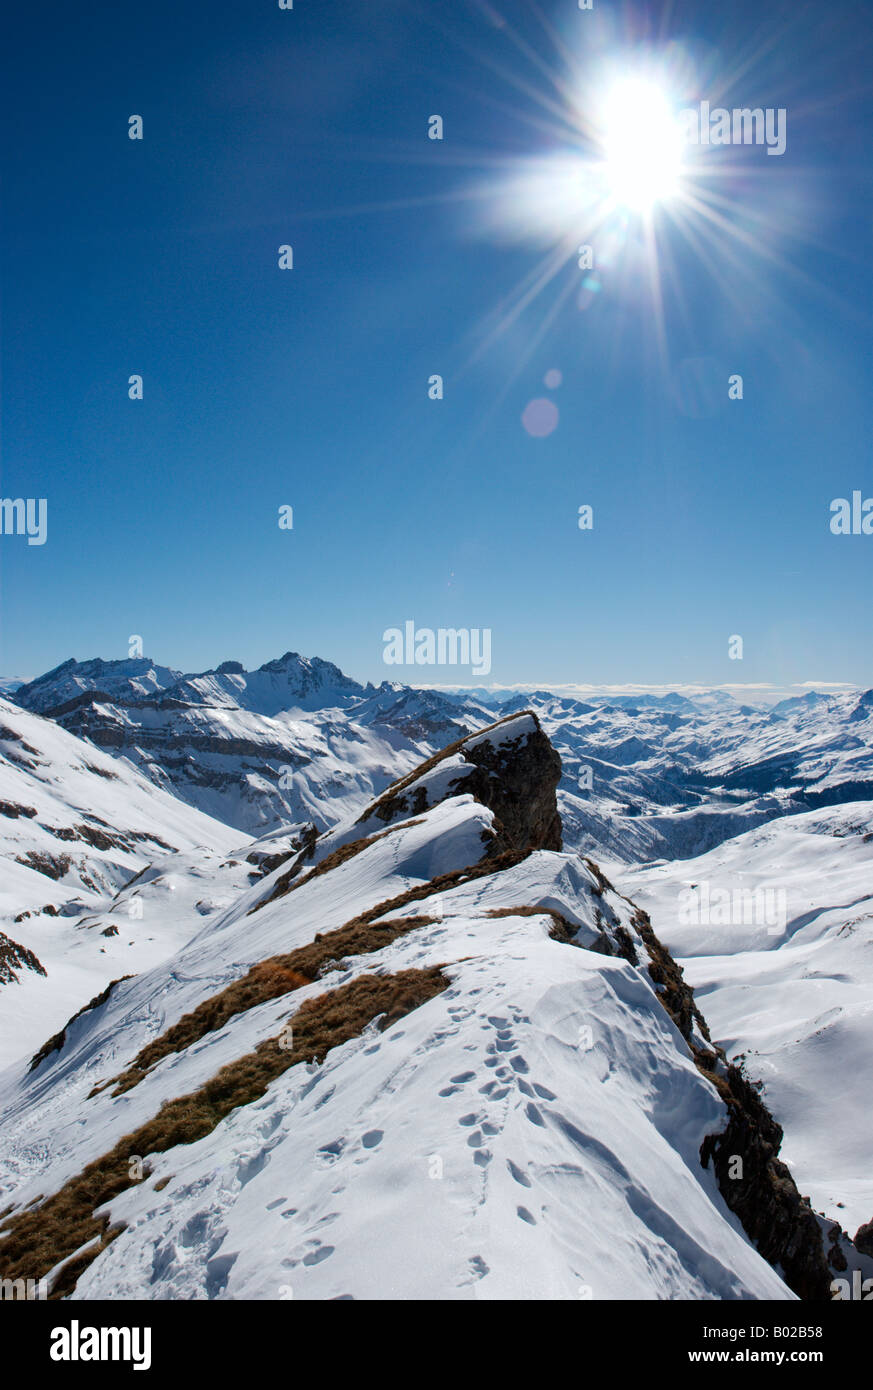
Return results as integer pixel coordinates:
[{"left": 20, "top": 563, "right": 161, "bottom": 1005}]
[
  {"left": 439, "top": 1002, "right": 558, "bottom": 1275},
  {"left": 253, "top": 997, "right": 557, "bottom": 1292}
]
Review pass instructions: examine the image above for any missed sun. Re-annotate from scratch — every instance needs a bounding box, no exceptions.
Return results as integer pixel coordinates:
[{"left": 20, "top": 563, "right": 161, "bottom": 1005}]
[{"left": 600, "top": 76, "right": 685, "bottom": 213}]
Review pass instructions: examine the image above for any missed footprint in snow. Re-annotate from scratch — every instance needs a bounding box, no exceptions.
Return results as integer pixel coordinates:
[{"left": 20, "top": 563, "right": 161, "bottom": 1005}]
[
  {"left": 361, "top": 1130, "right": 383, "bottom": 1149},
  {"left": 507, "top": 1160, "right": 532, "bottom": 1188},
  {"left": 302, "top": 1245, "right": 334, "bottom": 1266},
  {"left": 317, "top": 1139, "right": 345, "bottom": 1164}
]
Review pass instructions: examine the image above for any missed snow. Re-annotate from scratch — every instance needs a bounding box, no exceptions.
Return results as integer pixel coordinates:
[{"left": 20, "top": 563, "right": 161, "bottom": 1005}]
[
  {"left": 0, "top": 785, "right": 793, "bottom": 1299},
  {"left": 615, "top": 802, "right": 873, "bottom": 1233},
  {"left": 4, "top": 663, "right": 871, "bottom": 1297},
  {"left": 0, "top": 699, "right": 245, "bottom": 1065}
]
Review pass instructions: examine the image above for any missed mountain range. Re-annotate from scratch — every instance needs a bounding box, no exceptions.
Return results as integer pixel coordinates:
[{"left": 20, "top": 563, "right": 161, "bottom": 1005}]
[{"left": 2, "top": 652, "right": 872, "bottom": 1299}]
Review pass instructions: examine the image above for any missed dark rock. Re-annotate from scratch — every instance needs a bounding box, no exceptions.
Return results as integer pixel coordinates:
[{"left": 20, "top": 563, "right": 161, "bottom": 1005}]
[
  {"left": 854, "top": 1220, "right": 873, "bottom": 1257},
  {"left": 362, "top": 712, "right": 562, "bottom": 856}
]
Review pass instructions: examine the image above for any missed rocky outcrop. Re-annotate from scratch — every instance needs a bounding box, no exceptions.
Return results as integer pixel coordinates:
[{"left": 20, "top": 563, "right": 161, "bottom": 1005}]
[
  {"left": 565, "top": 862, "right": 837, "bottom": 1303},
  {"left": 854, "top": 1220, "right": 873, "bottom": 1258},
  {"left": 698, "top": 1069, "right": 833, "bottom": 1300},
  {"left": 0, "top": 932, "right": 47, "bottom": 985},
  {"left": 625, "top": 899, "right": 835, "bottom": 1300},
  {"left": 360, "top": 712, "right": 562, "bottom": 855}
]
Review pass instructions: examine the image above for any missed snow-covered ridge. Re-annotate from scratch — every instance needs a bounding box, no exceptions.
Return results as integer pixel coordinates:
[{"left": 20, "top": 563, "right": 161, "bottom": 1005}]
[{"left": 0, "top": 711, "right": 853, "bottom": 1300}]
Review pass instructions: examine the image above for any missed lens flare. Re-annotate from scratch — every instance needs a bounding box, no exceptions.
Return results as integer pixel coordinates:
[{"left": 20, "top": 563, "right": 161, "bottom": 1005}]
[{"left": 601, "top": 77, "right": 685, "bottom": 212}]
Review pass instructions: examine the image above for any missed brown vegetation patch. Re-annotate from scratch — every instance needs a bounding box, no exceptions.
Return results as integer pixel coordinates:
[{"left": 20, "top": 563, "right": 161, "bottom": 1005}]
[
  {"left": 108, "top": 909, "right": 438, "bottom": 1096},
  {"left": 107, "top": 846, "right": 528, "bottom": 1099},
  {"left": 0, "top": 967, "right": 448, "bottom": 1296},
  {"left": 484, "top": 904, "right": 579, "bottom": 943}
]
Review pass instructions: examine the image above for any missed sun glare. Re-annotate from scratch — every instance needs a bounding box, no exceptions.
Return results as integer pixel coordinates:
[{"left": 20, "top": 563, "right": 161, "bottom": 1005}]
[{"left": 601, "top": 77, "right": 685, "bottom": 213}]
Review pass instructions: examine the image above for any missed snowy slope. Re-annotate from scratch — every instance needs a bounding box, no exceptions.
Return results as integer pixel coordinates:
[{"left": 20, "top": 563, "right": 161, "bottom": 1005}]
[
  {"left": 0, "top": 714, "right": 836, "bottom": 1301},
  {"left": 615, "top": 803, "right": 873, "bottom": 1235},
  {"left": 0, "top": 698, "right": 246, "bottom": 1066}
]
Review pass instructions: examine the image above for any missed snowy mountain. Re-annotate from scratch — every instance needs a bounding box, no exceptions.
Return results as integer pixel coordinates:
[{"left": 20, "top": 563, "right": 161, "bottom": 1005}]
[
  {"left": 5, "top": 654, "right": 873, "bottom": 1300},
  {"left": 520, "top": 685, "right": 873, "bottom": 864},
  {"left": 0, "top": 711, "right": 865, "bottom": 1300},
  {"left": 15, "top": 656, "right": 873, "bottom": 869},
  {"left": 0, "top": 697, "right": 244, "bottom": 1066},
  {"left": 12, "top": 654, "right": 490, "bottom": 837}
]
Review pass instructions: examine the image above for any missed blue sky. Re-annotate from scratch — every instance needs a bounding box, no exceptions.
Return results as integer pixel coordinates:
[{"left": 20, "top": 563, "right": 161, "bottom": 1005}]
[{"left": 1, "top": 0, "right": 872, "bottom": 689}]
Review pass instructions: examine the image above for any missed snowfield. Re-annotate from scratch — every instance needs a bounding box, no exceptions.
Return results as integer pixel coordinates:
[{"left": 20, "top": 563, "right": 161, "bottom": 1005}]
[
  {"left": 2, "top": 665, "right": 872, "bottom": 1301},
  {"left": 0, "top": 789, "right": 790, "bottom": 1300},
  {"left": 0, "top": 698, "right": 244, "bottom": 1065},
  {"left": 616, "top": 802, "right": 873, "bottom": 1234}
]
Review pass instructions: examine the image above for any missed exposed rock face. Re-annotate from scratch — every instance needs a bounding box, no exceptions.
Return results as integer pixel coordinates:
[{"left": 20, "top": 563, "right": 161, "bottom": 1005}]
[
  {"left": 854, "top": 1220, "right": 873, "bottom": 1258},
  {"left": 627, "top": 903, "right": 833, "bottom": 1299},
  {"left": 0, "top": 932, "right": 47, "bottom": 984},
  {"left": 629, "top": 901, "right": 834, "bottom": 1300},
  {"left": 699, "top": 1071, "right": 833, "bottom": 1301},
  {"left": 361, "top": 712, "right": 562, "bottom": 855},
  {"left": 578, "top": 874, "right": 836, "bottom": 1302}
]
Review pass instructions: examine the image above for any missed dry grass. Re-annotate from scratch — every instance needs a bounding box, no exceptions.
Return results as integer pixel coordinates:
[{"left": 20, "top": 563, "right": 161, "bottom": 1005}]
[
  {"left": 484, "top": 903, "right": 578, "bottom": 943},
  {"left": 0, "top": 967, "right": 448, "bottom": 1297},
  {"left": 106, "top": 845, "right": 529, "bottom": 1098},
  {"left": 108, "top": 913, "right": 437, "bottom": 1096}
]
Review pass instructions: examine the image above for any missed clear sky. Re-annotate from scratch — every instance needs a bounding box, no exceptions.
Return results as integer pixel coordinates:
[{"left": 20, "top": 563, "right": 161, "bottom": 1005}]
[{"left": 1, "top": 0, "right": 872, "bottom": 689}]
